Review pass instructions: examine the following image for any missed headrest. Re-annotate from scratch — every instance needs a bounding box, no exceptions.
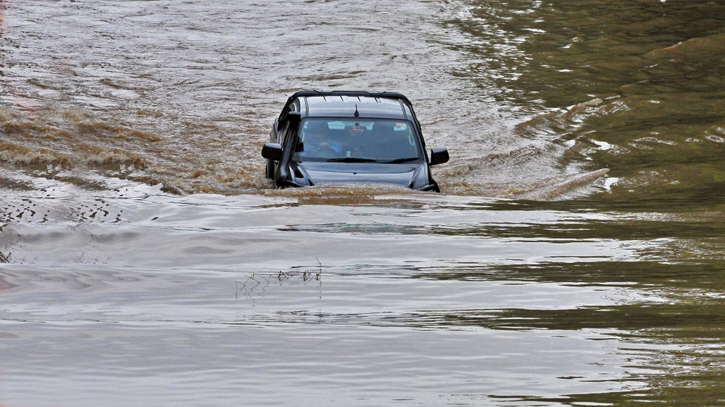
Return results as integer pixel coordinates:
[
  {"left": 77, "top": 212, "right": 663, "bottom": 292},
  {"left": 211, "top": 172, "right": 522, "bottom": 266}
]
[
  {"left": 305, "top": 120, "right": 328, "bottom": 134},
  {"left": 373, "top": 121, "right": 398, "bottom": 137}
]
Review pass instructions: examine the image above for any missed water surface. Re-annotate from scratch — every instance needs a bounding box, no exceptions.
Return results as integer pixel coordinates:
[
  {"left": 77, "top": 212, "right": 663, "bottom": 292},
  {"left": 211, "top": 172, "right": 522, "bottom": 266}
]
[{"left": 1, "top": 0, "right": 725, "bottom": 406}]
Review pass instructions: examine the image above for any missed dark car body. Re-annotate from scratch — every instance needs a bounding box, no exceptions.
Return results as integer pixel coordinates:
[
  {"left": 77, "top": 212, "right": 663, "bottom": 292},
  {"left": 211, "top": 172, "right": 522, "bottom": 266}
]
[{"left": 261, "top": 90, "right": 449, "bottom": 192}]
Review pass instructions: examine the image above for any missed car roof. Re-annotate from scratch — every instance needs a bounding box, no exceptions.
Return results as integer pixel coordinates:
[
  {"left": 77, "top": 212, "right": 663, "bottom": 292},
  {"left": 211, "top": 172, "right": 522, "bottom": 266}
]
[{"left": 289, "top": 90, "right": 416, "bottom": 120}]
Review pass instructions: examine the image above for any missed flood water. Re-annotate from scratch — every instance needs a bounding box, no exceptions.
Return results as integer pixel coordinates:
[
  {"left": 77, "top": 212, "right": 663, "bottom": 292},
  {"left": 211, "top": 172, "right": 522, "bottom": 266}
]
[{"left": 1, "top": 0, "right": 725, "bottom": 406}]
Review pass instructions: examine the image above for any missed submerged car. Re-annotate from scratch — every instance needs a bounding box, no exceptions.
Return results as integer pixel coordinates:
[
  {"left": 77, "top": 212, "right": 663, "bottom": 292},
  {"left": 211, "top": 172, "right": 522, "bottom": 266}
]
[{"left": 261, "top": 90, "right": 449, "bottom": 192}]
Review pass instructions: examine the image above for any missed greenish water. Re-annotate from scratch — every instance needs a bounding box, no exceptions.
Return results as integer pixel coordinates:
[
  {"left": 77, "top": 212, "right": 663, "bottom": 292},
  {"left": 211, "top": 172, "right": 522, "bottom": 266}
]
[
  {"left": 449, "top": 0, "right": 725, "bottom": 208},
  {"left": 448, "top": 2, "right": 725, "bottom": 403}
]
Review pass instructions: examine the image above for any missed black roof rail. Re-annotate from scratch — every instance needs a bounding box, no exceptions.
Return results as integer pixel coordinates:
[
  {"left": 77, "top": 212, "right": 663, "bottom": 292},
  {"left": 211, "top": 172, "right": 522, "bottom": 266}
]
[{"left": 287, "top": 90, "right": 412, "bottom": 105}]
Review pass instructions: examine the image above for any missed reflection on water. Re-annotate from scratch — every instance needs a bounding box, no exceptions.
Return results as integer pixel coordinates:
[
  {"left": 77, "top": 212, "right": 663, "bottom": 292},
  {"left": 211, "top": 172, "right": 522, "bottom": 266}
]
[
  {"left": 2, "top": 189, "right": 725, "bottom": 405},
  {"left": 2, "top": 0, "right": 725, "bottom": 405}
]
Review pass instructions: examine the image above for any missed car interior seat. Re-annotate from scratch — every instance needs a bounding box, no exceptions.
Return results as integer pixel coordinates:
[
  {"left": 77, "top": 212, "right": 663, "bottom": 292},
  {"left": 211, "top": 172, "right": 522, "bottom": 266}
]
[{"left": 372, "top": 121, "right": 416, "bottom": 160}]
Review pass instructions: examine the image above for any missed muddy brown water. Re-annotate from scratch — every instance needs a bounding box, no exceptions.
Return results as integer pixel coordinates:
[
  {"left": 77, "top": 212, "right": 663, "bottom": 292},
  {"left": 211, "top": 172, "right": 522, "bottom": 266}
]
[{"left": 1, "top": 1, "right": 724, "bottom": 406}]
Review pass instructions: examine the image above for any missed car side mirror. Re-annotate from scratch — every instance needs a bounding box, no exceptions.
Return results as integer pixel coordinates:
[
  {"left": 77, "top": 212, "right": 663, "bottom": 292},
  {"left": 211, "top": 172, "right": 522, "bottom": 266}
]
[
  {"left": 430, "top": 148, "right": 449, "bottom": 165},
  {"left": 287, "top": 112, "right": 301, "bottom": 129},
  {"left": 261, "top": 143, "right": 283, "bottom": 161}
]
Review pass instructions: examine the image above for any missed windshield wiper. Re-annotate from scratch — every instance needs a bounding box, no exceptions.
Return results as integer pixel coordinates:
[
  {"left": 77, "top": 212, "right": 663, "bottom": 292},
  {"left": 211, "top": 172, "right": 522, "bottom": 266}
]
[
  {"left": 384, "top": 157, "right": 420, "bottom": 163},
  {"left": 327, "top": 157, "right": 377, "bottom": 163}
]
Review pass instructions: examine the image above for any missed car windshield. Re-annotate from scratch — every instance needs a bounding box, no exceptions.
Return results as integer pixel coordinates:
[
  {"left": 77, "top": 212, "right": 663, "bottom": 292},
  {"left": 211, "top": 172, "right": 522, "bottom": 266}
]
[{"left": 293, "top": 119, "right": 422, "bottom": 163}]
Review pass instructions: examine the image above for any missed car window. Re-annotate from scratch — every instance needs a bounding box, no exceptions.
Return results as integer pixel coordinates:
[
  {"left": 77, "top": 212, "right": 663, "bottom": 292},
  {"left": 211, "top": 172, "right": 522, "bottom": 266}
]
[{"left": 294, "top": 119, "right": 421, "bottom": 162}]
